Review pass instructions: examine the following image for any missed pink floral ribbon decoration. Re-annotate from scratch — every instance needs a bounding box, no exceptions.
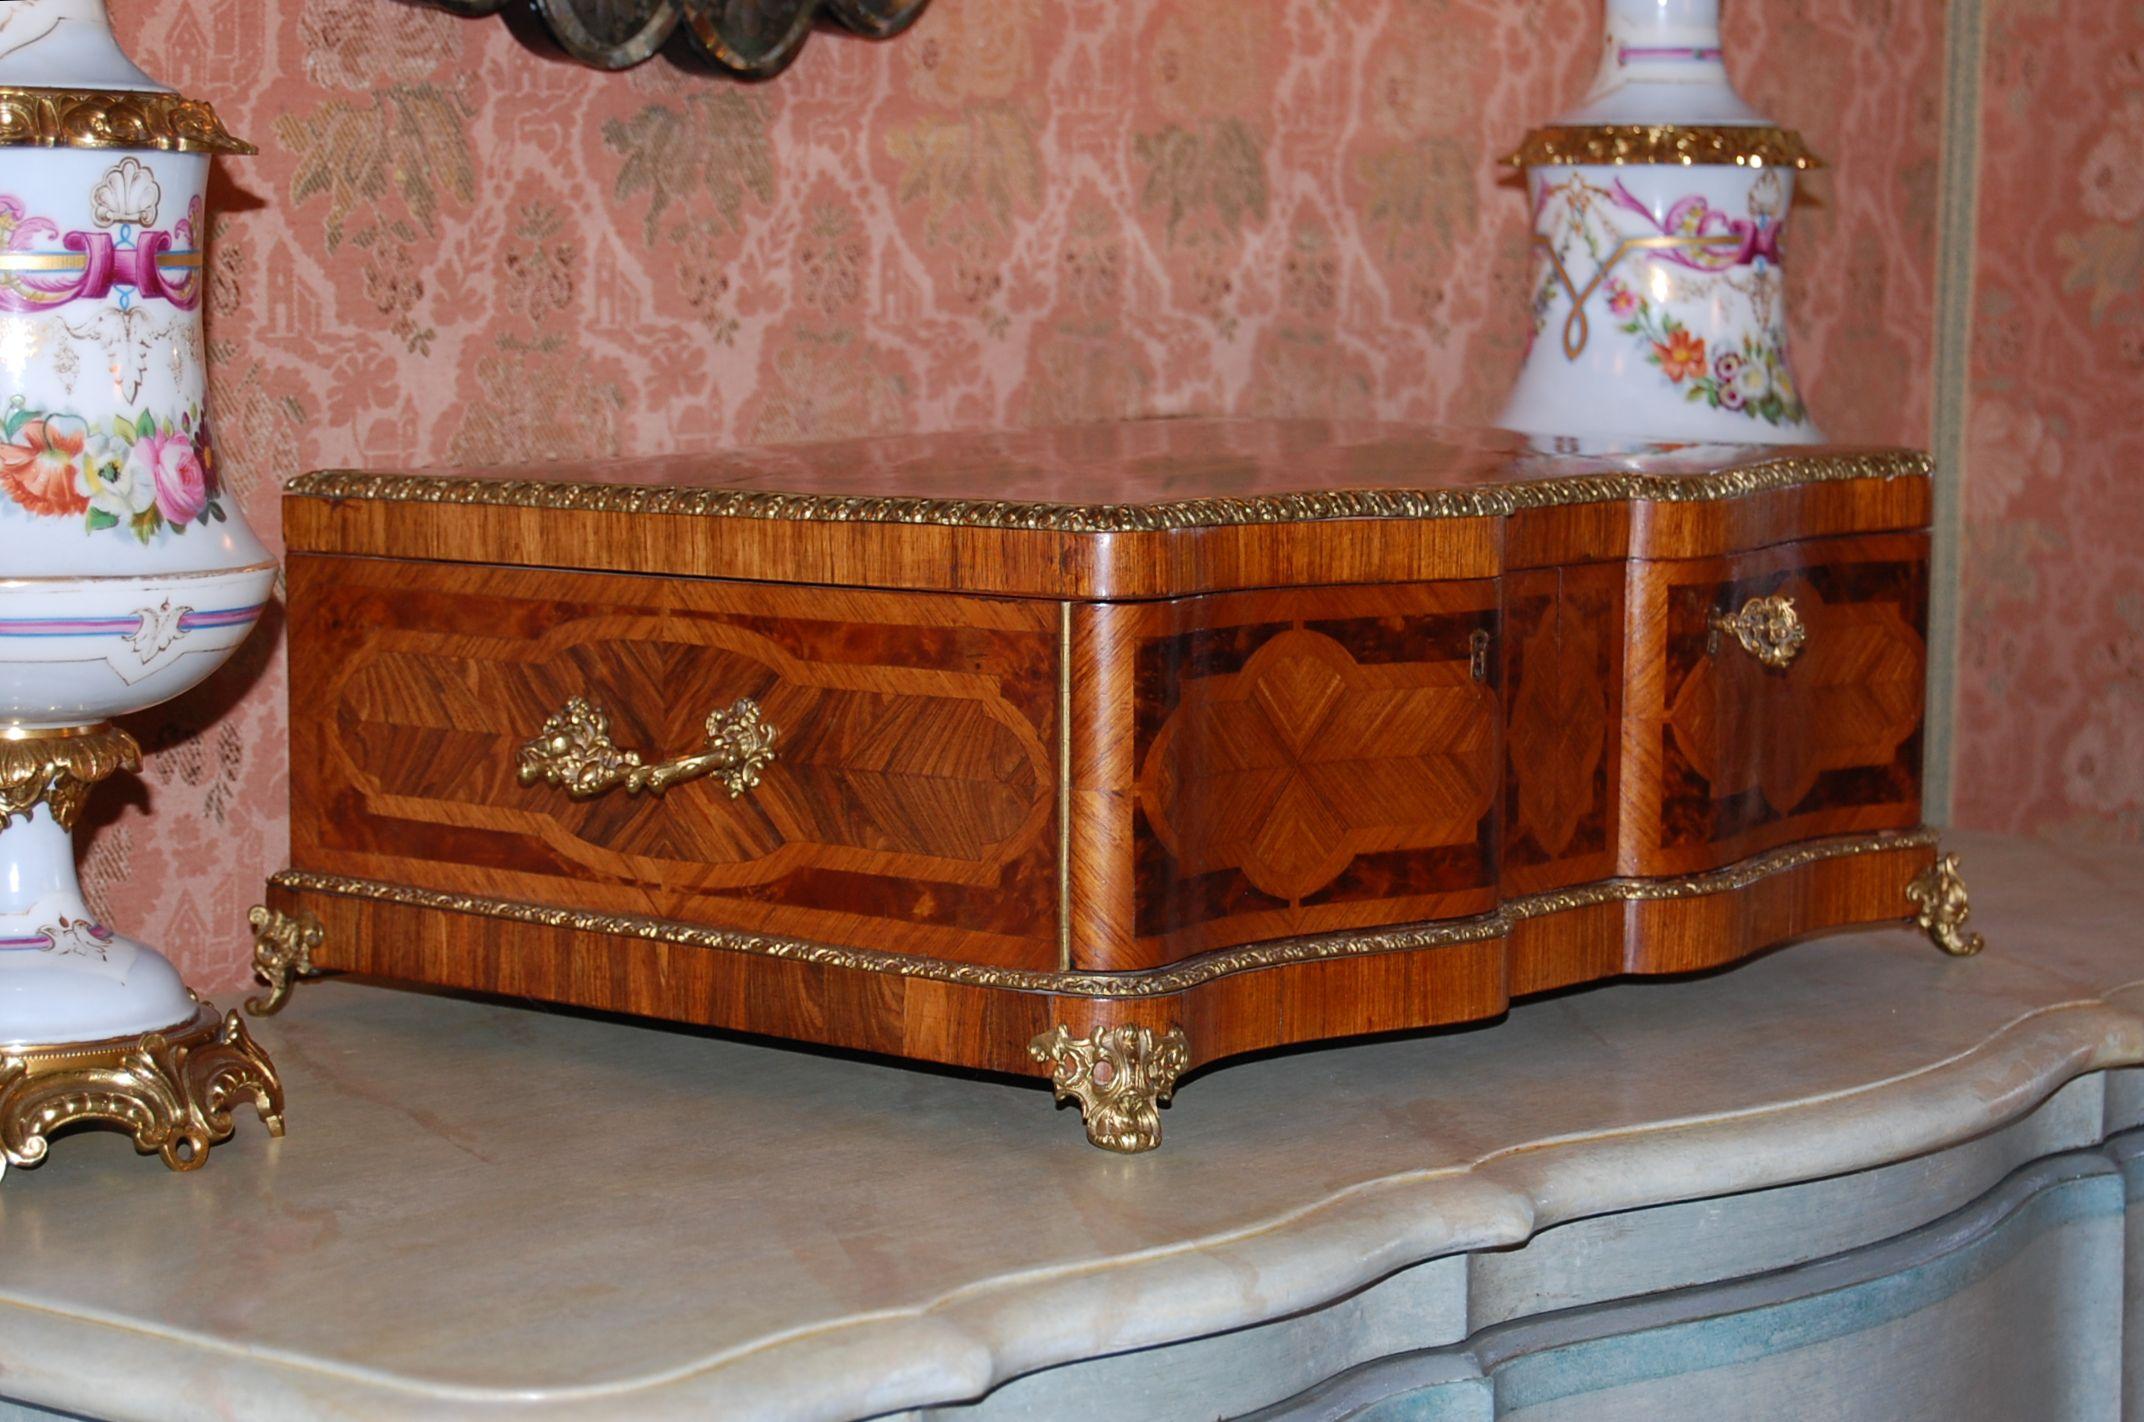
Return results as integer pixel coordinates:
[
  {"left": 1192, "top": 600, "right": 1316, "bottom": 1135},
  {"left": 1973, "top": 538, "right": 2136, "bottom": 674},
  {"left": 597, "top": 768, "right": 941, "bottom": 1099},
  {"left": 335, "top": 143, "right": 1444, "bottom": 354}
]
[
  {"left": 1530, "top": 176, "right": 1784, "bottom": 361},
  {"left": 0, "top": 194, "right": 202, "bottom": 313},
  {"left": 1608, "top": 181, "right": 1783, "bottom": 273}
]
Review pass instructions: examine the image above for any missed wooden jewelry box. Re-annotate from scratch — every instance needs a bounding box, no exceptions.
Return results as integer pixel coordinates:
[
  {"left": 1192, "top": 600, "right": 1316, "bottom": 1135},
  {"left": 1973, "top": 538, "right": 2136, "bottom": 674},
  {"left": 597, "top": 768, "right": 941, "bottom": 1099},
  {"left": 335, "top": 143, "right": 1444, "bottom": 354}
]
[{"left": 251, "top": 419, "right": 1980, "bottom": 1151}]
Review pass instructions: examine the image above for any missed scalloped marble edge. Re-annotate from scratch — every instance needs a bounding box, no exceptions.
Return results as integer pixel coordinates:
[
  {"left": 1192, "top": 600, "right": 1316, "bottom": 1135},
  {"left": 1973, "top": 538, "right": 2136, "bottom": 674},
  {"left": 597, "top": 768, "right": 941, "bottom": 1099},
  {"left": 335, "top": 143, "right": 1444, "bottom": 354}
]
[
  {"left": 0, "top": 970, "right": 2140, "bottom": 1419},
  {"left": 724, "top": 984, "right": 2144, "bottom": 1420}
]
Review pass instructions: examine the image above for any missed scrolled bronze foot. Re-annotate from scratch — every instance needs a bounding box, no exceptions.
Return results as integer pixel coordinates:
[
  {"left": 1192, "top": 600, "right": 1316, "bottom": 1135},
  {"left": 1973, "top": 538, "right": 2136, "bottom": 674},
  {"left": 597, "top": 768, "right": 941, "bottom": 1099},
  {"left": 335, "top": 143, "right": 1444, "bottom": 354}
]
[
  {"left": 0, "top": 1004, "right": 283, "bottom": 1174},
  {"left": 246, "top": 905, "right": 325, "bottom": 1015},
  {"left": 1029, "top": 1023, "right": 1190, "bottom": 1153},
  {"left": 1907, "top": 850, "right": 1985, "bottom": 957}
]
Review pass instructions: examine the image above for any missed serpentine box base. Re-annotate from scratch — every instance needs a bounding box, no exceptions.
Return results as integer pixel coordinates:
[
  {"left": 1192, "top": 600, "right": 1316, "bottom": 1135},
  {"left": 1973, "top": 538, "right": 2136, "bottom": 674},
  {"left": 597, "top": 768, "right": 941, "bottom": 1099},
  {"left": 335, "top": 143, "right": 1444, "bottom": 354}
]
[{"left": 260, "top": 419, "right": 1962, "bottom": 1150}]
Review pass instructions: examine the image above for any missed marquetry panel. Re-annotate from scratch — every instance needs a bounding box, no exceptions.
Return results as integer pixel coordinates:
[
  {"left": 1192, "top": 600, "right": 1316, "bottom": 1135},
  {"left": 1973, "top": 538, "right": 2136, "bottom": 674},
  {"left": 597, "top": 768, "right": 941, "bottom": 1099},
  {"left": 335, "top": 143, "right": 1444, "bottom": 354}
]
[
  {"left": 1503, "top": 561, "right": 1624, "bottom": 895},
  {"left": 1072, "top": 582, "right": 1500, "bottom": 969},
  {"left": 286, "top": 554, "right": 1062, "bottom": 970},
  {"left": 1621, "top": 533, "right": 1928, "bottom": 877}
]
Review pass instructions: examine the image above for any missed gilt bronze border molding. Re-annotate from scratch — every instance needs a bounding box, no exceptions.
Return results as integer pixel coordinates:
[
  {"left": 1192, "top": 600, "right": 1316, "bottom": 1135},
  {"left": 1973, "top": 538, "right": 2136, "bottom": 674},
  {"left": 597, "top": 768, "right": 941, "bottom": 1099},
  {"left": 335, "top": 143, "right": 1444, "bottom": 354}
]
[
  {"left": 421, "top": 0, "right": 931, "bottom": 76},
  {"left": 1504, "top": 124, "right": 1821, "bottom": 171},
  {"left": 263, "top": 828, "right": 1943, "bottom": 1003},
  {"left": 0, "top": 88, "right": 254, "bottom": 155},
  {"left": 287, "top": 449, "right": 1933, "bottom": 535}
]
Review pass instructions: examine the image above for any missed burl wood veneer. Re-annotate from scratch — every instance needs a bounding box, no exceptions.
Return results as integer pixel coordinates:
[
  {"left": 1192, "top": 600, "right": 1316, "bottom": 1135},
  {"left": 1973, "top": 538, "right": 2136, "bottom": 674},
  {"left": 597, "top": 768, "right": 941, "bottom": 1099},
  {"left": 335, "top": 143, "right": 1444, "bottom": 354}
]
[{"left": 257, "top": 419, "right": 1979, "bottom": 1151}]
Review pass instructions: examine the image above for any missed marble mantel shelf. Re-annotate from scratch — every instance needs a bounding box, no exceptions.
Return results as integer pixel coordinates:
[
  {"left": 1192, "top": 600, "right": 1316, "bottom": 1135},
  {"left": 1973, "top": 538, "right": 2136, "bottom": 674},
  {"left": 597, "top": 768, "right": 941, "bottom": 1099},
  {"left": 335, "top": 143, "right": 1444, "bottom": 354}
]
[{"left": 0, "top": 829, "right": 2140, "bottom": 1420}]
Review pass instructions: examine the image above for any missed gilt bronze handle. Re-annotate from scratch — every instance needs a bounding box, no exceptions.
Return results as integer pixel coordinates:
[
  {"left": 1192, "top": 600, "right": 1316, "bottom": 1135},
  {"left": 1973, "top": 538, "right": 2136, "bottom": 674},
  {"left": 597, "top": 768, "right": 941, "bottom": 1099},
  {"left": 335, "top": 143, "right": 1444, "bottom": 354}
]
[
  {"left": 1709, "top": 595, "right": 1806, "bottom": 669},
  {"left": 517, "top": 695, "right": 778, "bottom": 801}
]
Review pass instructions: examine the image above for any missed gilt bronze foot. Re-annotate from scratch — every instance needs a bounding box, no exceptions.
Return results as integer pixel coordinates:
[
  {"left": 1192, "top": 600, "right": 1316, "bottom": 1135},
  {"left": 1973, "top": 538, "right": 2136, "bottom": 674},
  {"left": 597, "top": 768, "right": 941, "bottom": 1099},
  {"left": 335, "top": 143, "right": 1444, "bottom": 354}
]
[
  {"left": 246, "top": 905, "right": 326, "bottom": 1015},
  {"left": 1907, "top": 850, "right": 1985, "bottom": 957},
  {"left": 1029, "top": 1023, "right": 1190, "bottom": 1153}
]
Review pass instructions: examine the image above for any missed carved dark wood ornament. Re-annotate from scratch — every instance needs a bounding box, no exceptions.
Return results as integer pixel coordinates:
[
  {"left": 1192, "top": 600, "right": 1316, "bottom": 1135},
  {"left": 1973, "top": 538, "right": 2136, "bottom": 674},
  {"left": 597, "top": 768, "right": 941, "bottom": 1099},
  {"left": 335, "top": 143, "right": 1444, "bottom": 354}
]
[{"left": 422, "top": 0, "right": 932, "bottom": 75}]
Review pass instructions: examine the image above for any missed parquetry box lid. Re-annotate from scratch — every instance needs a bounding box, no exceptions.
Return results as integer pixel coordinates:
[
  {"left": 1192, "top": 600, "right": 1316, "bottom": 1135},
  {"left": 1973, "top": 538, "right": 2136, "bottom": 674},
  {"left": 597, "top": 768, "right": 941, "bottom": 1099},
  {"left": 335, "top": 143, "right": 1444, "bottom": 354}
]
[{"left": 283, "top": 419, "right": 1932, "bottom": 600}]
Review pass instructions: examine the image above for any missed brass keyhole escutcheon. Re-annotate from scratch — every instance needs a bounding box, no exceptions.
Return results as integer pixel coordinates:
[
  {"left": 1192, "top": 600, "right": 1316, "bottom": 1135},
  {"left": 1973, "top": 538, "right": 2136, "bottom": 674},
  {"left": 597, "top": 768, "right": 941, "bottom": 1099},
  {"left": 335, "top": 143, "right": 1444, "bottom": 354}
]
[
  {"left": 1709, "top": 595, "right": 1806, "bottom": 669},
  {"left": 1469, "top": 628, "right": 1492, "bottom": 683}
]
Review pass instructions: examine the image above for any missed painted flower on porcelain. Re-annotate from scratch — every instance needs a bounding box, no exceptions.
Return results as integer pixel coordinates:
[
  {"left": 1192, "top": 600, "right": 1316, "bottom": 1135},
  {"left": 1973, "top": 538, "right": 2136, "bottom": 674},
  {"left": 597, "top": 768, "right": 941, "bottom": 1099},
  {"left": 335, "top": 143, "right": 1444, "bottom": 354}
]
[
  {"left": 1731, "top": 352, "right": 1772, "bottom": 404},
  {"left": 0, "top": 414, "right": 89, "bottom": 516},
  {"left": 132, "top": 427, "right": 209, "bottom": 526},
  {"left": 79, "top": 429, "right": 155, "bottom": 527},
  {"left": 1713, "top": 351, "right": 1747, "bottom": 409},
  {"left": 1614, "top": 287, "right": 1807, "bottom": 428},
  {"left": 0, "top": 400, "right": 225, "bottom": 541},
  {"left": 1773, "top": 360, "right": 1798, "bottom": 411},
  {"left": 1654, "top": 326, "right": 1707, "bottom": 382}
]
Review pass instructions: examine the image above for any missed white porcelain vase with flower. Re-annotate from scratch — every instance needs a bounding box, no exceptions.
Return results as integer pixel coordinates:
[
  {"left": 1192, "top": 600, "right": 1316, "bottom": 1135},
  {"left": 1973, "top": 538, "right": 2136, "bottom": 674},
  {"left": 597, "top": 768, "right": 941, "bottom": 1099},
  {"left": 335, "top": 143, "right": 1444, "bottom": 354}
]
[
  {"left": 1499, "top": 0, "right": 1824, "bottom": 445},
  {"left": 0, "top": 0, "right": 282, "bottom": 1174}
]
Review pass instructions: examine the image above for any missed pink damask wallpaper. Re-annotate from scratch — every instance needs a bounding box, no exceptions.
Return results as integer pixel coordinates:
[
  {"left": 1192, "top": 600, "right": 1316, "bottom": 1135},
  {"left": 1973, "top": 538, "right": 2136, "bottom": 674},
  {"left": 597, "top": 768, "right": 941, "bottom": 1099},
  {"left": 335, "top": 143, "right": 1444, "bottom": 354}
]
[
  {"left": 1953, "top": 0, "right": 2144, "bottom": 845},
  {"left": 102, "top": 0, "right": 1943, "bottom": 990}
]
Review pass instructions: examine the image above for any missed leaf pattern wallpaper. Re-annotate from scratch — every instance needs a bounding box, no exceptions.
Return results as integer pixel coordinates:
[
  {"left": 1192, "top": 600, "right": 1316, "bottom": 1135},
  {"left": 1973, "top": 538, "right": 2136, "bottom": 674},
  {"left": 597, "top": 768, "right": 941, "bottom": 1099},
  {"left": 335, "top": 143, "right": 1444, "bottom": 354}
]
[
  {"left": 1953, "top": 0, "right": 2144, "bottom": 846},
  {"left": 86, "top": 0, "right": 2124, "bottom": 991}
]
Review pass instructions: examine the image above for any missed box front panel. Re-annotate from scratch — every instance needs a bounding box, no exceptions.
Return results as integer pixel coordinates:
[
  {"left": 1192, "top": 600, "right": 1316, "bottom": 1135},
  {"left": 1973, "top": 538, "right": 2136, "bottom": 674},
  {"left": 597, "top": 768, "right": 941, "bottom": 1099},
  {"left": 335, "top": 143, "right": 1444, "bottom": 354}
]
[
  {"left": 287, "top": 555, "right": 1064, "bottom": 971},
  {"left": 1621, "top": 532, "right": 1929, "bottom": 877},
  {"left": 1075, "top": 581, "right": 1502, "bottom": 971}
]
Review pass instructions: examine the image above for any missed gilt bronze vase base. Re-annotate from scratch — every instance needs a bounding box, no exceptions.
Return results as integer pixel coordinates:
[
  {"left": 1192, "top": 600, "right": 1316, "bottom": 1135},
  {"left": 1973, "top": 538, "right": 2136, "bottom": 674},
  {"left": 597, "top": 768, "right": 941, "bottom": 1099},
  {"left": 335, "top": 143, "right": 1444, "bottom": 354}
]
[{"left": 0, "top": 1001, "right": 284, "bottom": 1175}]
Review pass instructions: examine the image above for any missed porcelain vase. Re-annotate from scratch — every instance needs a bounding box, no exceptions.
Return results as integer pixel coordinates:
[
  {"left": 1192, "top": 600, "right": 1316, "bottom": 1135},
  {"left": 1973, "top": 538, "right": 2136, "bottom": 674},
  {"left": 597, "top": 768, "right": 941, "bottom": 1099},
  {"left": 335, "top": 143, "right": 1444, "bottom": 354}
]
[
  {"left": 1499, "top": 0, "right": 1823, "bottom": 445},
  {"left": 0, "top": 0, "right": 281, "bottom": 1173}
]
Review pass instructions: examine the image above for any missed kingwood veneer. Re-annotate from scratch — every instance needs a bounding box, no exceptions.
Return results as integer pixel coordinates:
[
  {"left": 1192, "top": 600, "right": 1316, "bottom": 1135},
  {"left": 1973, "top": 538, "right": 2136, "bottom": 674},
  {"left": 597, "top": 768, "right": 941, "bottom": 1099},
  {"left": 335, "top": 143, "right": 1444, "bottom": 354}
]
[{"left": 253, "top": 418, "right": 1983, "bottom": 1150}]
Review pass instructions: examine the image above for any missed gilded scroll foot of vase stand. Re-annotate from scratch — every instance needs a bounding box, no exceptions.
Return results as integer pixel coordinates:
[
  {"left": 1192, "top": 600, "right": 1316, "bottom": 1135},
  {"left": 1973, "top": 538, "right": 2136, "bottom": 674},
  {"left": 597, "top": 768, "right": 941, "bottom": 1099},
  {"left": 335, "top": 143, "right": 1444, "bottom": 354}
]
[
  {"left": 0, "top": 1003, "right": 283, "bottom": 1176},
  {"left": 0, "top": 727, "right": 284, "bottom": 1174}
]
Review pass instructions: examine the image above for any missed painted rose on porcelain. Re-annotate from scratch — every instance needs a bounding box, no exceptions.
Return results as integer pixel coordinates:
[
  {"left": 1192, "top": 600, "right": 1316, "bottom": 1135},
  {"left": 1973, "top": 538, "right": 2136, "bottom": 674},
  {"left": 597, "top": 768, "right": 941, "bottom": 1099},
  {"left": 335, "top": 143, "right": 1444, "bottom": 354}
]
[{"left": 136, "top": 422, "right": 208, "bottom": 524}]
